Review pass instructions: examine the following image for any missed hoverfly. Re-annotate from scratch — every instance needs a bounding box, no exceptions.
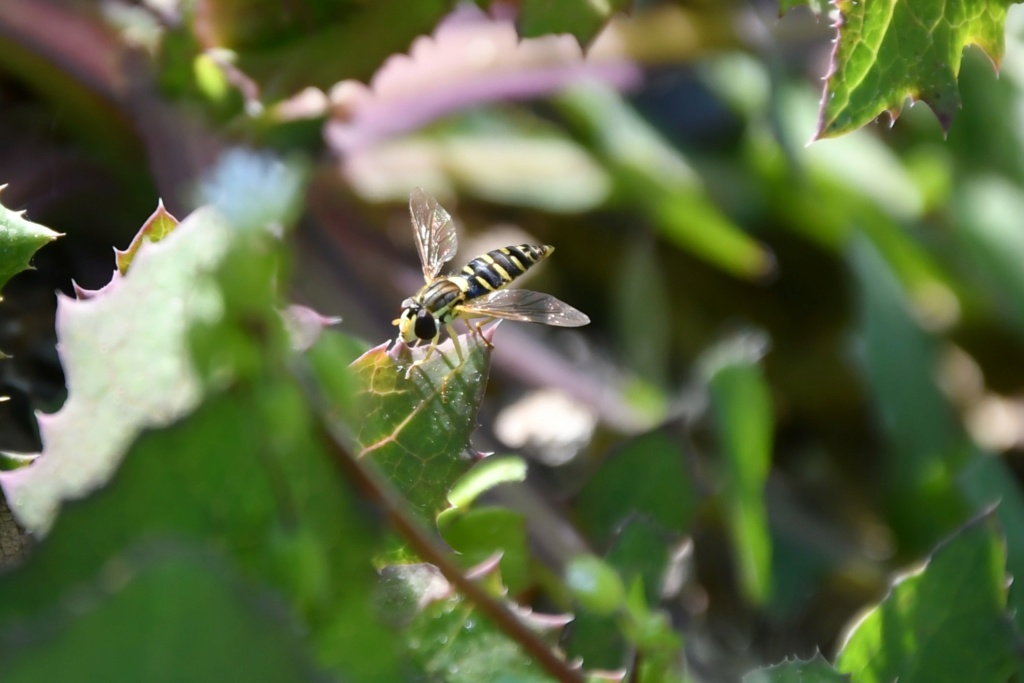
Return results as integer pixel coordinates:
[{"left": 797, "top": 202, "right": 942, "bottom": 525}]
[{"left": 393, "top": 188, "right": 590, "bottom": 377}]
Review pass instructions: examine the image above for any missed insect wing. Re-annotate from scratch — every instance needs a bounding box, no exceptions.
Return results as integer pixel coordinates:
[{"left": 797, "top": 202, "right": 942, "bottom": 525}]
[
  {"left": 458, "top": 289, "right": 590, "bottom": 327},
  {"left": 409, "top": 188, "right": 458, "bottom": 281}
]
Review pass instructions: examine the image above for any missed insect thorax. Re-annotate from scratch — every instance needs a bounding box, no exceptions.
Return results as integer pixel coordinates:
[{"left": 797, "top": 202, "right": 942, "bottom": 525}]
[{"left": 414, "top": 277, "right": 468, "bottom": 324}]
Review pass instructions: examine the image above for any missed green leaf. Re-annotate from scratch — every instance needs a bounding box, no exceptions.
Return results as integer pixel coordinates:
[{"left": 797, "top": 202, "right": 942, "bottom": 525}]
[
  {"left": 438, "top": 506, "right": 531, "bottom": 594},
  {"left": 743, "top": 653, "right": 849, "bottom": 683},
  {"left": 619, "top": 576, "right": 681, "bottom": 674},
  {"left": 817, "top": 0, "right": 1011, "bottom": 138},
  {"left": 447, "top": 456, "right": 528, "bottom": 509},
  {"left": 0, "top": 187, "right": 60, "bottom": 294},
  {"left": 304, "top": 331, "right": 369, "bottom": 431},
  {"left": 574, "top": 430, "right": 699, "bottom": 550},
  {"left": 565, "top": 554, "right": 626, "bottom": 616},
  {"left": 563, "top": 518, "right": 679, "bottom": 670},
  {"left": 702, "top": 332, "right": 774, "bottom": 605},
  {"left": 114, "top": 200, "right": 180, "bottom": 275},
  {"left": 351, "top": 333, "right": 491, "bottom": 522},
  {"left": 834, "top": 514, "right": 1018, "bottom": 683},
  {"left": 517, "top": 0, "right": 631, "bottom": 47},
  {"left": 0, "top": 542, "right": 329, "bottom": 682},
  {"left": 0, "top": 207, "right": 233, "bottom": 534}
]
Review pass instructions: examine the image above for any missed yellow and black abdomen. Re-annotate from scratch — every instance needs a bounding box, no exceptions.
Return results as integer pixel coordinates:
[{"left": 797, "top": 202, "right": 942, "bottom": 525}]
[{"left": 459, "top": 245, "right": 553, "bottom": 301}]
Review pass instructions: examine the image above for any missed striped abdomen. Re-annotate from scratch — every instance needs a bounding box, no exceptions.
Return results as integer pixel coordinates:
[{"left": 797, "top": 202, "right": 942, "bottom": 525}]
[{"left": 458, "top": 245, "right": 553, "bottom": 301}]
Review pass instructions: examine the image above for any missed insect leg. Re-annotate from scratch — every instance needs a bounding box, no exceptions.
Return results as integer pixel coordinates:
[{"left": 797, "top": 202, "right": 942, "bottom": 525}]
[
  {"left": 404, "top": 334, "right": 440, "bottom": 379},
  {"left": 472, "top": 319, "right": 494, "bottom": 349},
  {"left": 446, "top": 323, "right": 465, "bottom": 363}
]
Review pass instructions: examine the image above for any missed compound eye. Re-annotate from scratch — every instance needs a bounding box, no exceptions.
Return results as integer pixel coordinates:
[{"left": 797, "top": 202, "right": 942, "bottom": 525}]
[{"left": 413, "top": 309, "right": 437, "bottom": 340}]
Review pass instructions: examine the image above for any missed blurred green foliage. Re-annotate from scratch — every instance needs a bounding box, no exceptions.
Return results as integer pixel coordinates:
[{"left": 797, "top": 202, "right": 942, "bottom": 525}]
[{"left": 1, "top": 1, "right": 1024, "bottom": 681}]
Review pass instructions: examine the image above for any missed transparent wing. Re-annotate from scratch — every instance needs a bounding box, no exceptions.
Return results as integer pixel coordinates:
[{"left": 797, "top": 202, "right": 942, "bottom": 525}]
[
  {"left": 457, "top": 289, "right": 590, "bottom": 327},
  {"left": 409, "top": 187, "right": 458, "bottom": 281}
]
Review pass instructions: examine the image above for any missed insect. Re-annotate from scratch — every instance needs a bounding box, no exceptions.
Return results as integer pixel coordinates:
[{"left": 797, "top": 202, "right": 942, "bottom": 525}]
[{"left": 393, "top": 188, "right": 590, "bottom": 377}]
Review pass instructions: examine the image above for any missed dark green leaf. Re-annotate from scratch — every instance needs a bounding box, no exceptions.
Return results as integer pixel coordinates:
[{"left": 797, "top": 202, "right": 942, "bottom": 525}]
[
  {"left": 575, "top": 430, "right": 699, "bottom": 550},
  {"left": 851, "top": 235, "right": 969, "bottom": 545},
  {"left": 0, "top": 542, "right": 329, "bottom": 682}
]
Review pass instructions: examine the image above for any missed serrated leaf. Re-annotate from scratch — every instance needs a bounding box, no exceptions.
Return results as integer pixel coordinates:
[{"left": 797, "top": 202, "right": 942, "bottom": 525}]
[
  {"left": 518, "top": 0, "right": 631, "bottom": 46},
  {"left": 743, "top": 653, "right": 849, "bottom": 683},
  {"left": 114, "top": 200, "right": 179, "bottom": 275},
  {"left": 0, "top": 542, "right": 328, "bottom": 682},
  {"left": 0, "top": 188, "right": 61, "bottom": 294},
  {"left": 817, "top": 0, "right": 1011, "bottom": 138},
  {"left": 834, "top": 514, "right": 1018, "bottom": 683},
  {"left": 0, "top": 208, "right": 233, "bottom": 534},
  {"left": 351, "top": 333, "right": 491, "bottom": 522}
]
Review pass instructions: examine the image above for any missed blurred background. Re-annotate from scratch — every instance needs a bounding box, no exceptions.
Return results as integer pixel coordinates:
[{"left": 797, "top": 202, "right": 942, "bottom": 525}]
[{"left": 3, "top": 0, "right": 1024, "bottom": 677}]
